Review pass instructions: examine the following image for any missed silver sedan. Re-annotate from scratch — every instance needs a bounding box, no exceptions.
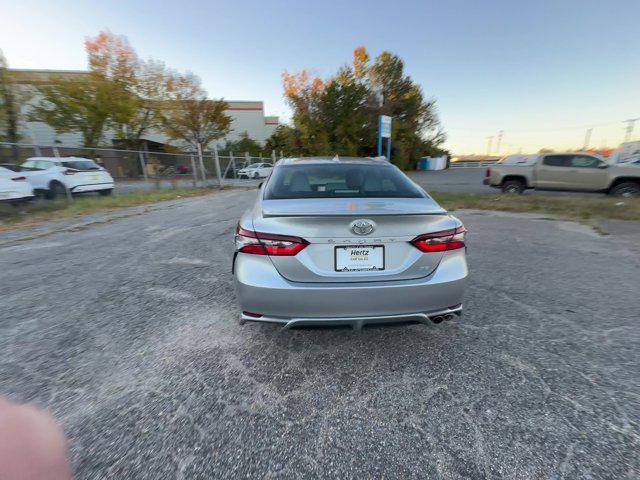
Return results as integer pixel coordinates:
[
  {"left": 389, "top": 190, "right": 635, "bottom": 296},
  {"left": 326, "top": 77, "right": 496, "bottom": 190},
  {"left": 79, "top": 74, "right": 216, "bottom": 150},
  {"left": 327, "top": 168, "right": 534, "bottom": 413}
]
[{"left": 233, "top": 157, "right": 468, "bottom": 329}]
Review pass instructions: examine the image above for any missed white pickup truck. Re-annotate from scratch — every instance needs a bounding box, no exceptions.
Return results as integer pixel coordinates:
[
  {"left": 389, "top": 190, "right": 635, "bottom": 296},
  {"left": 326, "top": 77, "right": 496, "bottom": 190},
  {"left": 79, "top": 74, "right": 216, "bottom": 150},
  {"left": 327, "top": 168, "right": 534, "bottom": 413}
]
[{"left": 484, "top": 153, "right": 640, "bottom": 197}]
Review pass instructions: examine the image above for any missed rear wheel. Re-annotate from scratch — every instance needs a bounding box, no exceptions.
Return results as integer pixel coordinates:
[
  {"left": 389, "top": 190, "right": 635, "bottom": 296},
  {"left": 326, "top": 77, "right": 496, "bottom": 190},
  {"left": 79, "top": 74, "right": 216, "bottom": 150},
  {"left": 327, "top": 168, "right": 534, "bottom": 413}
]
[
  {"left": 610, "top": 181, "right": 640, "bottom": 198},
  {"left": 99, "top": 189, "right": 113, "bottom": 196},
  {"left": 501, "top": 179, "right": 525, "bottom": 194},
  {"left": 253, "top": 172, "right": 260, "bottom": 179},
  {"left": 45, "top": 181, "right": 67, "bottom": 200}
]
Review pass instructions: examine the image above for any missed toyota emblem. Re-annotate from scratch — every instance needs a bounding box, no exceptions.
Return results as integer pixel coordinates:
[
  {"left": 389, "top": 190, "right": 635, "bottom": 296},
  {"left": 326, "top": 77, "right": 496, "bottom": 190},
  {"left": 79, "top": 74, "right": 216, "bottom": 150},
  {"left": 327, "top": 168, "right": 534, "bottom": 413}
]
[{"left": 350, "top": 219, "right": 376, "bottom": 235}]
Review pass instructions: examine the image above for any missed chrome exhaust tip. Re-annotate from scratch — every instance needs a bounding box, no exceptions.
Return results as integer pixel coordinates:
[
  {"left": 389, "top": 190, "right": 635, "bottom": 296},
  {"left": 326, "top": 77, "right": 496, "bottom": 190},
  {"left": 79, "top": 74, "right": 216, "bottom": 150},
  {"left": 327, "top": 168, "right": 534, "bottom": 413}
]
[{"left": 431, "top": 315, "right": 444, "bottom": 324}]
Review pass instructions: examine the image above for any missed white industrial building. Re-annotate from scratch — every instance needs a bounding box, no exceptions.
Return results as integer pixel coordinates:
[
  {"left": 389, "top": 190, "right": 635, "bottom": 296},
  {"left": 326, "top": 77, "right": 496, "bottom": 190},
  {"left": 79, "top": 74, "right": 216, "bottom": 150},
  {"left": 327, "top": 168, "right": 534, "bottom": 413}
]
[{"left": 10, "top": 69, "right": 279, "bottom": 149}]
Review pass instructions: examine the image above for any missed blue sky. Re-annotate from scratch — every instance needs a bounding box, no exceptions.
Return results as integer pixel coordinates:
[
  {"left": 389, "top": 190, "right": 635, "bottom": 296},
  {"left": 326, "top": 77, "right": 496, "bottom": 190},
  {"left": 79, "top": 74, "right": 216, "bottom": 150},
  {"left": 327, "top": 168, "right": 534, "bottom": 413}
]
[{"left": 1, "top": 0, "right": 639, "bottom": 154}]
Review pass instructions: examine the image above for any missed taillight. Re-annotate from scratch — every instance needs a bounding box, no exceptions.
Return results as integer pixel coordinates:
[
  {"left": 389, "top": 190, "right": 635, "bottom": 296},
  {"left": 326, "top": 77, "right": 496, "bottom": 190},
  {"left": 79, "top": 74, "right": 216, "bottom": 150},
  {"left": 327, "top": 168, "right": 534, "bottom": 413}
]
[
  {"left": 485, "top": 167, "right": 491, "bottom": 178},
  {"left": 11, "top": 176, "right": 27, "bottom": 181},
  {"left": 235, "top": 225, "right": 309, "bottom": 256},
  {"left": 410, "top": 226, "right": 466, "bottom": 252},
  {"left": 63, "top": 168, "right": 80, "bottom": 175}
]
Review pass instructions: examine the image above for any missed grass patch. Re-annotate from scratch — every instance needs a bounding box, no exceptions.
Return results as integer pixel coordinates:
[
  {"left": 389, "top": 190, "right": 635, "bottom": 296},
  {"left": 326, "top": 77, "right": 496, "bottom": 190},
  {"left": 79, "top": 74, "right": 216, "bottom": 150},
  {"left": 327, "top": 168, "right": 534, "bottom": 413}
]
[
  {"left": 431, "top": 192, "right": 640, "bottom": 222},
  {"left": 2, "top": 188, "right": 638, "bottom": 233},
  {"left": 0, "top": 187, "right": 226, "bottom": 230}
]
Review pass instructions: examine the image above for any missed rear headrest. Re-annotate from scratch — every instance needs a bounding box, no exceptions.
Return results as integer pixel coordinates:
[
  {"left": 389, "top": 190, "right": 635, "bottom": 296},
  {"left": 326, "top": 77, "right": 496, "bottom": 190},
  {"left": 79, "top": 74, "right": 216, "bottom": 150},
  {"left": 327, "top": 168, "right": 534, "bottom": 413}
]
[
  {"left": 289, "top": 172, "right": 311, "bottom": 192},
  {"left": 363, "top": 173, "right": 383, "bottom": 192}
]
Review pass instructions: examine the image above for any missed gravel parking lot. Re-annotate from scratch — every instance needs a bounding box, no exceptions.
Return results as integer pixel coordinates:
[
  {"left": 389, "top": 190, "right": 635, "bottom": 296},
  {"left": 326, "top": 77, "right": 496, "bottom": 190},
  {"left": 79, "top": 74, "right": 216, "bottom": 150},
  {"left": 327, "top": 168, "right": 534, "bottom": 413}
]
[{"left": 1, "top": 189, "right": 639, "bottom": 479}]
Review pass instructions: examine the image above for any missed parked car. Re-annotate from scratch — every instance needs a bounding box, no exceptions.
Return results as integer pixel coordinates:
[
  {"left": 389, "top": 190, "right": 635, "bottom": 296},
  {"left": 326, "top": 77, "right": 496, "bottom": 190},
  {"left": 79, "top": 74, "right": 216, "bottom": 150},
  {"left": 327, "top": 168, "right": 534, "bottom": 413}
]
[
  {"left": 20, "top": 157, "right": 115, "bottom": 199},
  {"left": 233, "top": 157, "right": 468, "bottom": 329},
  {"left": 0, "top": 163, "right": 26, "bottom": 172},
  {"left": 484, "top": 153, "right": 640, "bottom": 197},
  {"left": 0, "top": 167, "right": 35, "bottom": 204},
  {"left": 237, "top": 163, "right": 273, "bottom": 179}
]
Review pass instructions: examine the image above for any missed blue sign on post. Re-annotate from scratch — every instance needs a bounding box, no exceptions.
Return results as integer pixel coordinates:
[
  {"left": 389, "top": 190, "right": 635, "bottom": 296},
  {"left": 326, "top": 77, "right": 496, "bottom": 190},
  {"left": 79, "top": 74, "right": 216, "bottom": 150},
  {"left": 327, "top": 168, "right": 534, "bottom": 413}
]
[{"left": 377, "top": 115, "right": 392, "bottom": 160}]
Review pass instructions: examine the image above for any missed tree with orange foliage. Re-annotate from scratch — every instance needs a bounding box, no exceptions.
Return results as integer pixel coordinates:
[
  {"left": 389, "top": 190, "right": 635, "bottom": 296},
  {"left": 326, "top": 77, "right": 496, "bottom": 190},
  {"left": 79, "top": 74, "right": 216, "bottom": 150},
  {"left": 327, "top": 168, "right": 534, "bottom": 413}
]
[
  {"left": 30, "top": 30, "right": 198, "bottom": 148},
  {"left": 272, "top": 46, "right": 445, "bottom": 168},
  {"left": 161, "top": 73, "right": 231, "bottom": 151},
  {"left": 30, "top": 31, "right": 140, "bottom": 146}
]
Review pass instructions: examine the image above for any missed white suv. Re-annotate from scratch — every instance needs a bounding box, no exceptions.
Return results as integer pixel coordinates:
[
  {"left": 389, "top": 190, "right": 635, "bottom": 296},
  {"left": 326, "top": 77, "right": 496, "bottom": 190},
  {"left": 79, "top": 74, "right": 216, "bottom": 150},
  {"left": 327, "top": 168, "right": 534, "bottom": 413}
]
[
  {"left": 20, "top": 157, "right": 115, "bottom": 199},
  {"left": 0, "top": 167, "right": 35, "bottom": 203}
]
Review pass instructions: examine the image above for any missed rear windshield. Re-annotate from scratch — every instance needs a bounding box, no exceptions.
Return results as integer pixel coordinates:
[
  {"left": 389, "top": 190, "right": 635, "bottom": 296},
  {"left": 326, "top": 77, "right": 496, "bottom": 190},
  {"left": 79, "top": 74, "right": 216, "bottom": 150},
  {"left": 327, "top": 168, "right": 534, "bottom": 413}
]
[
  {"left": 263, "top": 163, "right": 425, "bottom": 199},
  {"left": 62, "top": 160, "right": 101, "bottom": 170}
]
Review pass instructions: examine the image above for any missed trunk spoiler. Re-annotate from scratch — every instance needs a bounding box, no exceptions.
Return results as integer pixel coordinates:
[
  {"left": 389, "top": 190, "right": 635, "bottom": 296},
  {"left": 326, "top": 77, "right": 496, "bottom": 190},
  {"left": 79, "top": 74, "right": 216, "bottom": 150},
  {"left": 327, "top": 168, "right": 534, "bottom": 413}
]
[{"left": 261, "top": 198, "right": 447, "bottom": 217}]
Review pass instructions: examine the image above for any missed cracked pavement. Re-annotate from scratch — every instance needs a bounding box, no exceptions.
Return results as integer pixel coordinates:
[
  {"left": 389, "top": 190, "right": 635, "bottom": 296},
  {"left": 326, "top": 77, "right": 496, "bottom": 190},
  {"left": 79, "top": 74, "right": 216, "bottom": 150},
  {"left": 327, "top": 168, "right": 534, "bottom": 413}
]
[{"left": 1, "top": 189, "right": 639, "bottom": 479}]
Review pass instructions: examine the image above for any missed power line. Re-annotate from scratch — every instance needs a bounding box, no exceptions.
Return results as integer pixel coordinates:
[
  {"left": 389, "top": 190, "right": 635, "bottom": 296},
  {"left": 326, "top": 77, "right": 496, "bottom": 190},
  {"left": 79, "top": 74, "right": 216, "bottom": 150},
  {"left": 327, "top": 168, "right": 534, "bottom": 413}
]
[
  {"left": 446, "top": 120, "right": 622, "bottom": 134},
  {"left": 583, "top": 128, "right": 592, "bottom": 150},
  {"left": 496, "top": 130, "right": 503, "bottom": 154},
  {"left": 624, "top": 118, "right": 640, "bottom": 142}
]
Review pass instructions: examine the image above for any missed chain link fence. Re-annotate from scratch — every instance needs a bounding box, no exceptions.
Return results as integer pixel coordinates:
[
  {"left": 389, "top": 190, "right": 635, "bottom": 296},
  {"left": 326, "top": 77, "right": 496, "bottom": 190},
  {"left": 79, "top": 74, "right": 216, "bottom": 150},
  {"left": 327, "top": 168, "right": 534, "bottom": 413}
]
[{"left": 0, "top": 142, "right": 279, "bottom": 193}]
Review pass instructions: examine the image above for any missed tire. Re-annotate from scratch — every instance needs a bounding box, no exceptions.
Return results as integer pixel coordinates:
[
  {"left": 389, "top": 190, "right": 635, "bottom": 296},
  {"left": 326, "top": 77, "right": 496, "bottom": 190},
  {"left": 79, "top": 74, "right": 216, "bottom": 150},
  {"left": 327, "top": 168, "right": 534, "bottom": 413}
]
[
  {"left": 253, "top": 172, "right": 260, "bottom": 179},
  {"left": 501, "top": 179, "right": 525, "bottom": 194},
  {"left": 610, "top": 181, "right": 640, "bottom": 198},
  {"left": 99, "top": 189, "right": 113, "bottom": 196},
  {"left": 45, "top": 181, "right": 67, "bottom": 200}
]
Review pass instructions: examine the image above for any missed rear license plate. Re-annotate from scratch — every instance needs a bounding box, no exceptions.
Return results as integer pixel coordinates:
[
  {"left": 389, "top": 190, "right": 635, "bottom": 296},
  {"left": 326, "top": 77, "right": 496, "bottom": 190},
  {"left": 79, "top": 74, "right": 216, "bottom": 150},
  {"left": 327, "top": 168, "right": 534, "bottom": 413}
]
[{"left": 335, "top": 245, "right": 385, "bottom": 272}]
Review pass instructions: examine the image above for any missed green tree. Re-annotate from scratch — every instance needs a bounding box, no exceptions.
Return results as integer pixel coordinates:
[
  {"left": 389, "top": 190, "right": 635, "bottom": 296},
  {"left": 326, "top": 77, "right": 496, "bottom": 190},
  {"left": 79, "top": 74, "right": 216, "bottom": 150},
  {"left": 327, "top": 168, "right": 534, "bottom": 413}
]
[
  {"left": 222, "top": 131, "right": 262, "bottom": 155},
  {"left": 29, "top": 31, "right": 136, "bottom": 147},
  {"left": 29, "top": 73, "right": 116, "bottom": 147},
  {"left": 0, "top": 50, "right": 29, "bottom": 159},
  {"left": 29, "top": 30, "right": 178, "bottom": 148},
  {"left": 120, "top": 60, "right": 177, "bottom": 144},
  {"left": 281, "top": 46, "right": 446, "bottom": 169},
  {"left": 265, "top": 125, "right": 296, "bottom": 155},
  {"left": 366, "top": 51, "right": 444, "bottom": 169}
]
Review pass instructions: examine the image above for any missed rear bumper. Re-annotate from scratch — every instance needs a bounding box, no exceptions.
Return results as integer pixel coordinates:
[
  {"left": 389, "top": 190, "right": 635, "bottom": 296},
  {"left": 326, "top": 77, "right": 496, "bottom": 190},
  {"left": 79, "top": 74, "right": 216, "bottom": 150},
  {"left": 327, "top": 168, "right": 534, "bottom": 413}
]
[
  {"left": 241, "top": 305, "right": 463, "bottom": 329},
  {"left": 233, "top": 249, "right": 467, "bottom": 322},
  {"left": 69, "top": 182, "right": 114, "bottom": 193}
]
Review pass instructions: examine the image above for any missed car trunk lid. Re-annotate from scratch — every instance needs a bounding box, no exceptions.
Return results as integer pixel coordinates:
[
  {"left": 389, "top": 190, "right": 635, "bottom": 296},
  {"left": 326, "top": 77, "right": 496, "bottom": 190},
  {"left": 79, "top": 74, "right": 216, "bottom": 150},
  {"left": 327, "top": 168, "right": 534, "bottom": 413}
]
[{"left": 253, "top": 198, "right": 455, "bottom": 283}]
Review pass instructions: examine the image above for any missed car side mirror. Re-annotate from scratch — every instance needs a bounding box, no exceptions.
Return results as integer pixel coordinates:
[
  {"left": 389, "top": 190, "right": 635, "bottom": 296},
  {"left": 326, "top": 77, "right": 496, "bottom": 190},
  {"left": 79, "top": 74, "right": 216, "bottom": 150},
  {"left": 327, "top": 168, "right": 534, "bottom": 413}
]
[{"left": 597, "top": 163, "right": 609, "bottom": 169}]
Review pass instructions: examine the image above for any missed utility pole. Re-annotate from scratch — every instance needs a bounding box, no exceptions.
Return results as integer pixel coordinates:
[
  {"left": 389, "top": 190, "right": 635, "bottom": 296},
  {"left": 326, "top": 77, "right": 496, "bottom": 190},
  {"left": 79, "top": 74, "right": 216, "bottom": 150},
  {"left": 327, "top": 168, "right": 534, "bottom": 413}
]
[
  {"left": 583, "top": 128, "right": 593, "bottom": 151},
  {"left": 486, "top": 136, "right": 493, "bottom": 156},
  {"left": 213, "top": 146, "right": 222, "bottom": 188},
  {"left": 496, "top": 130, "right": 503, "bottom": 154},
  {"left": 623, "top": 118, "right": 640, "bottom": 142},
  {"left": 196, "top": 142, "right": 207, "bottom": 182}
]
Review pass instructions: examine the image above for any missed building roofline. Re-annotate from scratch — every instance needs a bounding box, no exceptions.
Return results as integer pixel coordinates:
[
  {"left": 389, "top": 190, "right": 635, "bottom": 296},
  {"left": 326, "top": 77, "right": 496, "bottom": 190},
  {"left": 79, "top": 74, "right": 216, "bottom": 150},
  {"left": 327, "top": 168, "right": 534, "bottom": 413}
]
[{"left": 9, "top": 68, "right": 89, "bottom": 74}]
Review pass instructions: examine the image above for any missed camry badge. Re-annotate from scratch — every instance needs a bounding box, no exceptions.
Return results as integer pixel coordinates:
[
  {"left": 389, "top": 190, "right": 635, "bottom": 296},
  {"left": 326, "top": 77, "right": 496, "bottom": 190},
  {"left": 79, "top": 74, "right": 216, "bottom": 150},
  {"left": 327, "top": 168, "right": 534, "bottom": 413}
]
[{"left": 350, "top": 219, "right": 376, "bottom": 235}]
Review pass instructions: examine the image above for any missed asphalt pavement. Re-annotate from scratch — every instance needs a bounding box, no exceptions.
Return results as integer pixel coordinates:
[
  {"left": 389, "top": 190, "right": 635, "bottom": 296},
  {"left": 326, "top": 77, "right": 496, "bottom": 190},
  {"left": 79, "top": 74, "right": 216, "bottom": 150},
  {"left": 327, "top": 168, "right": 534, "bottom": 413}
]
[
  {"left": 1, "top": 189, "right": 639, "bottom": 479},
  {"left": 408, "top": 168, "right": 493, "bottom": 193},
  {"left": 408, "top": 168, "right": 609, "bottom": 196}
]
